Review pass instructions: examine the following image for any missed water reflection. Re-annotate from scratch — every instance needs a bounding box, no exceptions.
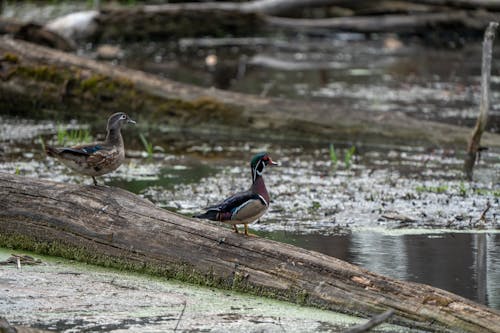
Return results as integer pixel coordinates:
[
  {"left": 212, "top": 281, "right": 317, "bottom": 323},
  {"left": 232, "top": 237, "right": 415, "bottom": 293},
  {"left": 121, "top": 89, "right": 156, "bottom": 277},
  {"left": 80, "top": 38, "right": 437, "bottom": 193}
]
[{"left": 259, "top": 230, "right": 500, "bottom": 309}]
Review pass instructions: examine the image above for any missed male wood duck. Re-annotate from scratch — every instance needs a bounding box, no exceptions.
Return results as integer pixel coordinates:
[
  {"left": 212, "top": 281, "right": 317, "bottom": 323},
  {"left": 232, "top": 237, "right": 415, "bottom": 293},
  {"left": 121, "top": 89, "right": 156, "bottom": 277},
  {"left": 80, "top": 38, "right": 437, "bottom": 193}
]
[
  {"left": 195, "top": 152, "right": 278, "bottom": 236},
  {"left": 45, "top": 112, "right": 135, "bottom": 185}
]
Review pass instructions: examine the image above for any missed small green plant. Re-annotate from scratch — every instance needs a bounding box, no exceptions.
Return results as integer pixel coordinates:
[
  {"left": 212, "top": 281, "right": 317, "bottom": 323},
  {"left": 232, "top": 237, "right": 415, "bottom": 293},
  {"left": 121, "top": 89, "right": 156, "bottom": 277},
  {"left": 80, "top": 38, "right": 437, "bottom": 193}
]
[
  {"left": 416, "top": 184, "right": 449, "bottom": 194},
  {"left": 15, "top": 166, "right": 20, "bottom": 175},
  {"left": 458, "top": 182, "right": 467, "bottom": 197},
  {"left": 139, "top": 133, "right": 153, "bottom": 159},
  {"left": 311, "top": 201, "right": 321, "bottom": 210},
  {"left": 329, "top": 143, "right": 338, "bottom": 169},
  {"left": 56, "top": 125, "right": 92, "bottom": 146},
  {"left": 344, "top": 146, "right": 356, "bottom": 169}
]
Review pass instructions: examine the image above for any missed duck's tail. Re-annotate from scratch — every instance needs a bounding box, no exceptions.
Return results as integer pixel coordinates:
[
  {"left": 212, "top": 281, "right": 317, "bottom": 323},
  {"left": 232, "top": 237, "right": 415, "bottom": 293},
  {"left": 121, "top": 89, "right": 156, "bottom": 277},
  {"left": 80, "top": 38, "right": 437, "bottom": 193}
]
[
  {"left": 193, "top": 210, "right": 218, "bottom": 220},
  {"left": 45, "top": 145, "right": 60, "bottom": 157}
]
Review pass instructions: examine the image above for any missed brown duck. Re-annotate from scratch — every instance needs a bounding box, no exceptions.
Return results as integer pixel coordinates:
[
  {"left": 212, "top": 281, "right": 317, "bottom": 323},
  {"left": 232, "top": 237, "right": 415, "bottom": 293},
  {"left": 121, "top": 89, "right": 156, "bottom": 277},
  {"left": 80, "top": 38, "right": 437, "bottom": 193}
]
[{"left": 45, "top": 112, "right": 135, "bottom": 185}]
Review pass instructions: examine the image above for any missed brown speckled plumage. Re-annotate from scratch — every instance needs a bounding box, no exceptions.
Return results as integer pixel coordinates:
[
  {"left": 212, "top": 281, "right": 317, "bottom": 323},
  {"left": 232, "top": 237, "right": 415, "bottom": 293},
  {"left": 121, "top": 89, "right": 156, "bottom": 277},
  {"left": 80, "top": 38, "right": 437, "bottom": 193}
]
[{"left": 45, "top": 112, "right": 135, "bottom": 185}]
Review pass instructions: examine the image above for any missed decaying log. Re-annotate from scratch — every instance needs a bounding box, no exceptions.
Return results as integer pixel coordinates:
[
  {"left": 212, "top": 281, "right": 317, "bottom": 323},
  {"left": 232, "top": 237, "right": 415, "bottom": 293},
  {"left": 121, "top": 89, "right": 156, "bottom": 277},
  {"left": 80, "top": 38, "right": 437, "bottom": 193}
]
[
  {"left": 0, "top": 17, "right": 75, "bottom": 51},
  {"left": 44, "top": 1, "right": 499, "bottom": 42},
  {"left": 464, "top": 22, "right": 498, "bottom": 180},
  {"left": 0, "top": 172, "right": 499, "bottom": 333},
  {"left": 411, "top": 0, "right": 500, "bottom": 11},
  {"left": 265, "top": 10, "right": 497, "bottom": 33},
  {"left": 1, "top": 37, "right": 500, "bottom": 148}
]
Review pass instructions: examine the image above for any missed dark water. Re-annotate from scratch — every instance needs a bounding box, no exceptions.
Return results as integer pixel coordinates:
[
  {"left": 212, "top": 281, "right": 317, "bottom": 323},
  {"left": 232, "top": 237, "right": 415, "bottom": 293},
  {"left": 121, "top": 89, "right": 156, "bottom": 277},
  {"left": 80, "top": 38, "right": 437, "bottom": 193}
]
[
  {"left": 1, "top": 4, "right": 500, "bottom": 313},
  {"left": 121, "top": 36, "right": 500, "bottom": 133},
  {"left": 259, "top": 230, "right": 500, "bottom": 309}
]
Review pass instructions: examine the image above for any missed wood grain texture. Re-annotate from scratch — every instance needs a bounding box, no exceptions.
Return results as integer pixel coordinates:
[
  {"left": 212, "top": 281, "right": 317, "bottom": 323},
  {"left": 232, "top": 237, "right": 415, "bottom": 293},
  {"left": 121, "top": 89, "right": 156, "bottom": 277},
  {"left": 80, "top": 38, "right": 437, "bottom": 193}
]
[{"left": 0, "top": 172, "right": 499, "bottom": 333}]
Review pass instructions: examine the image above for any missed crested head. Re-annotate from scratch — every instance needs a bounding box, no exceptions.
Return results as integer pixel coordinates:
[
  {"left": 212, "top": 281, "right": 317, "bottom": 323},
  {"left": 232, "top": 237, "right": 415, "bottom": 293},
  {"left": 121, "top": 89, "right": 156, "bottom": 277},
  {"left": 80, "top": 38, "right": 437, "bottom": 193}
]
[
  {"left": 250, "top": 152, "right": 278, "bottom": 183},
  {"left": 106, "top": 112, "right": 136, "bottom": 131}
]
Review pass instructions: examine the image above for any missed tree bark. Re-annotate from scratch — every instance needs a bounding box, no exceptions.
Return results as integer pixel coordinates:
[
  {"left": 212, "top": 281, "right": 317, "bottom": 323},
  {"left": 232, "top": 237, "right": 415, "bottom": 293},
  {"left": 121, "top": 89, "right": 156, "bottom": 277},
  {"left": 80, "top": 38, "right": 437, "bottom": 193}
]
[
  {"left": 0, "top": 173, "right": 499, "bottom": 333},
  {"left": 1, "top": 37, "right": 500, "bottom": 148}
]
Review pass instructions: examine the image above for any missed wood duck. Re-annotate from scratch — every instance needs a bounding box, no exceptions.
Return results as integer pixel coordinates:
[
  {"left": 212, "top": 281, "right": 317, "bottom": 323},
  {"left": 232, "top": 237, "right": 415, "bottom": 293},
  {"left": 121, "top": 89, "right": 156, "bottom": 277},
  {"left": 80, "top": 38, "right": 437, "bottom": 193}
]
[
  {"left": 45, "top": 112, "right": 135, "bottom": 185},
  {"left": 195, "top": 152, "right": 278, "bottom": 236}
]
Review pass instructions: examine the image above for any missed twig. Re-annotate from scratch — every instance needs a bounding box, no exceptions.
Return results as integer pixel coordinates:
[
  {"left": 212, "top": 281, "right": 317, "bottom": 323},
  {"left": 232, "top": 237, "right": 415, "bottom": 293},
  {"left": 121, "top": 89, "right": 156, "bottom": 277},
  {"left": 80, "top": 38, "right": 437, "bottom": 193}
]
[
  {"left": 464, "top": 22, "right": 498, "bottom": 180},
  {"left": 277, "top": 317, "right": 286, "bottom": 333},
  {"left": 477, "top": 201, "right": 491, "bottom": 224},
  {"left": 0, "top": 318, "right": 17, "bottom": 333},
  {"left": 343, "top": 310, "right": 395, "bottom": 333},
  {"left": 174, "top": 300, "right": 187, "bottom": 332}
]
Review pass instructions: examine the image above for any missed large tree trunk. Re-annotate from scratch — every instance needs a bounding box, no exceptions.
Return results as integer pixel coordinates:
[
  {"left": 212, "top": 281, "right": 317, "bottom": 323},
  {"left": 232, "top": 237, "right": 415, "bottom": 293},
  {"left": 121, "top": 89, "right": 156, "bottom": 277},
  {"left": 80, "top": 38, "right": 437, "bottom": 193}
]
[
  {"left": 0, "top": 172, "right": 499, "bottom": 333},
  {"left": 1, "top": 37, "right": 499, "bottom": 148}
]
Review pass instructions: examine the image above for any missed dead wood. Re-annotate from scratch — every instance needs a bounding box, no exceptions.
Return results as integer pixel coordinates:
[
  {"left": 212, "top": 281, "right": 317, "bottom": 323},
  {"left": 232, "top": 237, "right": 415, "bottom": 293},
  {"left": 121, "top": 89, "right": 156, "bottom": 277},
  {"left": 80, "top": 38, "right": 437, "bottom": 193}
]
[
  {"left": 43, "top": 1, "right": 499, "bottom": 42},
  {"left": 343, "top": 310, "right": 395, "bottom": 333},
  {"left": 1, "top": 37, "right": 500, "bottom": 148},
  {"left": 264, "top": 11, "right": 496, "bottom": 33},
  {"left": 464, "top": 22, "right": 498, "bottom": 180},
  {"left": 410, "top": 0, "right": 500, "bottom": 11},
  {"left": 0, "top": 172, "right": 499, "bottom": 332},
  {"left": 0, "top": 17, "right": 75, "bottom": 51}
]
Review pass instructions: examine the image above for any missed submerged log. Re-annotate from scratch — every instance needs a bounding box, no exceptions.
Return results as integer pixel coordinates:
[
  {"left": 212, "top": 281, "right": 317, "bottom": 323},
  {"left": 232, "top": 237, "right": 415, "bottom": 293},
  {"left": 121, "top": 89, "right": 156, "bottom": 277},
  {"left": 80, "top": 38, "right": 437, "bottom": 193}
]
[
  {"left": 1, "top": 37, "right": 500, "bottom": 148},
  {"left": 0, "top": 172, "right": 499, "bottom": 333}
]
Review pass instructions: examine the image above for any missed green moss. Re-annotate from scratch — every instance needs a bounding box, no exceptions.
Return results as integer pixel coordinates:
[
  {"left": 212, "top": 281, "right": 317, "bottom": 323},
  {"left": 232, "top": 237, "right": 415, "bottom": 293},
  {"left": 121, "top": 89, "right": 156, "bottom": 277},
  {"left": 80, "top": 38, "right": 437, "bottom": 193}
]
[
  {"left": 2, "top": 52, "right": 19, "bottom": 63},
  {"left": 0, "top": 232, "right": 316, "bottom": 310},
  {"left": 15, "top": 65, "right": 68, "bottom": 84}
]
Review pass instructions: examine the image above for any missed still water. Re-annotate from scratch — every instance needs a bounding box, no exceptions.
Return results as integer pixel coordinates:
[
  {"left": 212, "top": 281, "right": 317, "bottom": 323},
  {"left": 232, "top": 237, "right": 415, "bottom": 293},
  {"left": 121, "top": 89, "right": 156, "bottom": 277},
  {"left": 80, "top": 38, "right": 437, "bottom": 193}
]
[
  {"left": 259, "top": 230, "right": 500, "bottom": 309},
  {"left": 1, "top": 2, "right": 500, "bottom": 313}
]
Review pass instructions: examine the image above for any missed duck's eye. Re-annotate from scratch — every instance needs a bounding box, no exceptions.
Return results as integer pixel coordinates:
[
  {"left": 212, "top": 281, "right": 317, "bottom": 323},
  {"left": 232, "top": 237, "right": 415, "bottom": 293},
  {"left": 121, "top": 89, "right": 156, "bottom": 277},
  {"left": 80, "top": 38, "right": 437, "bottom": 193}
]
[{"left": 120, "top": 114, "right": 127, "bottom": 120}]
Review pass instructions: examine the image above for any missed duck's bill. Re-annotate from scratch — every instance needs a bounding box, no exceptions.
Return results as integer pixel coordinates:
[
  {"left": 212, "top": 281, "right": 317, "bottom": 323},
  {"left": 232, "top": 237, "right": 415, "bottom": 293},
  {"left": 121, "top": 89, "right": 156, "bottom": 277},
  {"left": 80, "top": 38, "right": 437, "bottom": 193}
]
[
  {"left": 269, "top": 158, "right": 279, "bottom": 166},
  {"left": 128, "top": 119, "right": 137, "bottom": 124}
]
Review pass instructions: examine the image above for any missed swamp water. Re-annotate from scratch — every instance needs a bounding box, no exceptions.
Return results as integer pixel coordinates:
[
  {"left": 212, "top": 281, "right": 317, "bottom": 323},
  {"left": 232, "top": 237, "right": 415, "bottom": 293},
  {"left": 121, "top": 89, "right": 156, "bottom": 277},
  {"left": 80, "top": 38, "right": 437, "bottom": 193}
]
[
  {"left": 1, "top": 3, "right": 500, "bottom": 329},
  {"left": 0, "top": 249, "right": 415, "bottom": 332},
  {"left": 0, "top": 117, "right": 499, "bottom": 313}
]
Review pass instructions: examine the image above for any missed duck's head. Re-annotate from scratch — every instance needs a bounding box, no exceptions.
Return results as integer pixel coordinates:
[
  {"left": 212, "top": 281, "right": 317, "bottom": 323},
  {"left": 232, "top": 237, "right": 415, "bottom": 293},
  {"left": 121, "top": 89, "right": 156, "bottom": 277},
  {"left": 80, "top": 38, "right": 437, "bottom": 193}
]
[
  {"left": 250, "top": 152, "right": 278, "bottom": 182},
  {"left": 107, "top": 112, "right": 136, "bottom": 131}
]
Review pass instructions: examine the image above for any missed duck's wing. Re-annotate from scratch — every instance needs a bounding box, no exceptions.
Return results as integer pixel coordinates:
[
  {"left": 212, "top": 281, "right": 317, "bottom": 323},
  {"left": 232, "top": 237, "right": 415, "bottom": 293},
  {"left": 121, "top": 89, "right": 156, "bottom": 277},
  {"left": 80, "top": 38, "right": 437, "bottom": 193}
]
[
  {"left": 48, "top": 143, "right": 104, "bottom": 157},
  {"left": 197, "top": 190, "right": 266, "bottom": 221},
  {"left": 84, "top": 145, "right": 120, "bottom": 168}
]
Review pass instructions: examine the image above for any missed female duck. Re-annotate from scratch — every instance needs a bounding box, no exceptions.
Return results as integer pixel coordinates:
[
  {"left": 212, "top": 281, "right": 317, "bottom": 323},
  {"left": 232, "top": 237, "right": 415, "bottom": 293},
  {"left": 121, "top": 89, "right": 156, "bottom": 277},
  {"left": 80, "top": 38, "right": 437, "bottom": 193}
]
[{"left": 45, "top": 112, "right": 135, "bottom": 185}]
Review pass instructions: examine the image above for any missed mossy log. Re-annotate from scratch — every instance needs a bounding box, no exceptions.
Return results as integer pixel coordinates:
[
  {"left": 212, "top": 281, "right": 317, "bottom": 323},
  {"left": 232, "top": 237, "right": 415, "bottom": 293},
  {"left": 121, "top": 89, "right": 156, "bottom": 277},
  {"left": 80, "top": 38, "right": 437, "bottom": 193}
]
[
  {"left": 2, "top": 37, "right": 500, "bottom": 148},
  {"left": 0, "top": 172, "right": 499, "bottom": 333}
]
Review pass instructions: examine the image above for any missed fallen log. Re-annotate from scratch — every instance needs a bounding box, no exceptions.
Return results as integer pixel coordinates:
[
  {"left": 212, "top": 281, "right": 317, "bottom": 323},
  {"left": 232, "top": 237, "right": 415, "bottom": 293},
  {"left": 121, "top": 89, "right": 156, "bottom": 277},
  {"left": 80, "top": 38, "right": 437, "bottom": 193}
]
[
  {"left": 0, "top": 17, "right": 75, "bottom": 51},
  {"left": 264, "top": 10, "right": 496, "bottom": 33},
  {"left": 1, "top": 37, "right": 500, "bottom": 148},
  {"left": 0, "top": 172, "right": 499, "bottom": 333},
  {"left": 411, "top": 0, "right": 500, "bottom": 11},
  {"left": 44, "top": 1, "right": 498, "bottom": 42}
]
